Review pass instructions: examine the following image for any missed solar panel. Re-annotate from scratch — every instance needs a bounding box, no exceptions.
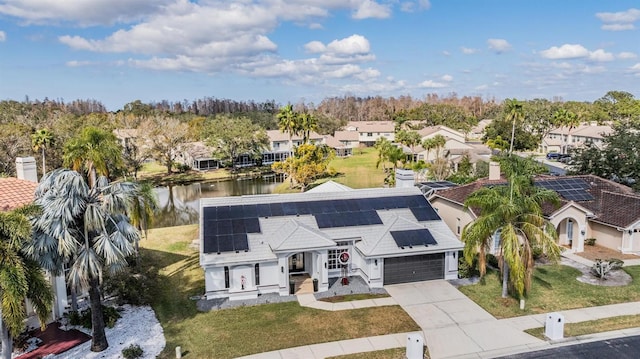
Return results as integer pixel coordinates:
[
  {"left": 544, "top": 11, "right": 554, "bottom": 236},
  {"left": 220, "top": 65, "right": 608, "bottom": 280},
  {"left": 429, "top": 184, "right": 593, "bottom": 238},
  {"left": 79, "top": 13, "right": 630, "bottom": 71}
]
[
  {"left": 391, "top": 229, "right": 437, "bottom": 248},
  {"left": 346, "top": 199, "right": 360, "bottom": 212},
  {"left": 256, "top": 203, "right": 271, "bottom": 217},
  {"left": 216, "top": 206, "right": 230, "bottom": 219},
  {"left": 218, "top": 235, "right": 235, "bottom": 252},
  {"left": 411, "top": 207, "right": 440, "bottom": 221},
  {"left": 270, "top": 203, "right": 284, "bottom": 216},
  {"left": 334, "top": 200, "right": 349, "bottom": 213},
  {"left": 244, "top": 218, "right": 261, "bottom": 233},
  {"left": 232, "top": 219, "right": 245, "bottom": 234},
  {"left": 203, "top": 233, "right": 218, "bottom": 253},
  {"left": 242, "top": 205, "right": 257, "bottom": 218},
  {"left": 307, "top": 201, "right": 323, "bottom": 214},
  {"left": 203, "top": 207, "right": 217, "bottom": 219},
  {"left": 315, "top": 213, "right": 332, "bottom": 228},
  {"left": 296, "top": 201, "right": 310, "bottom": 215},
  {"left": 229, "top": 205, "right": 245, "bottom": 219},
  {"left": 282, "top": 202, "right": 298, "bottom": 215},
  {"left": 319, "top": 200, "right": 337, "bottom": 214},
  {"left": 357, "top": 198, "right": 375, "bottom": 211},
  {"left": 232, "top": 234, "right": 249, "bottom": 251},
  {"left": 557, "top": 189, "right": 594, "bottom": 202},
  {"left": 217, "top": 219, "right": 232, "bottom": 235}
]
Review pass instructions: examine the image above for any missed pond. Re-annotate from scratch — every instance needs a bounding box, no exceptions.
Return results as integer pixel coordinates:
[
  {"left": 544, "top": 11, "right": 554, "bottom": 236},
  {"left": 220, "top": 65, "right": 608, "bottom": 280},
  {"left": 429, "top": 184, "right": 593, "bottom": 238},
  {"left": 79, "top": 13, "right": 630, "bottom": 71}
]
[{"left": 152, "top": 176, "right": 283, "bottom": 228}]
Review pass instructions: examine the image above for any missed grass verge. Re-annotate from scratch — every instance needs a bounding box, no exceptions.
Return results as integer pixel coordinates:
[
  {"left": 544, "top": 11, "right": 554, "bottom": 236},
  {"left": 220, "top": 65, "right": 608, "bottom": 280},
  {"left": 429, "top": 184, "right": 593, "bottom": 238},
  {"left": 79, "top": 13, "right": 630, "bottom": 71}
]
[
  {"left": 141, "top": 225, "right": 420, "bottom": 359},
  {"left": 328, "top": 347, "right": 429, "bottom": 359},
  {"left": 524, "top": 314, "right": 640, "bottom": 340},
  {"left": 458, "top": 264, "right": 640, "bottom": 318},
  {"left": 318, "top": 293, "right": 390, "bottom": 303}
]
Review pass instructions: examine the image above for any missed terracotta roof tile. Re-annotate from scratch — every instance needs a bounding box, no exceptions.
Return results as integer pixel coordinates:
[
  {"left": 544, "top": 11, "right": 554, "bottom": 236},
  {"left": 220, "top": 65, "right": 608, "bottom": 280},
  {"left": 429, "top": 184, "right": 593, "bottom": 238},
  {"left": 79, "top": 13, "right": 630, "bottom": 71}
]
[{"left": 0, "top": 178, "right": 37, "bottom": 212}]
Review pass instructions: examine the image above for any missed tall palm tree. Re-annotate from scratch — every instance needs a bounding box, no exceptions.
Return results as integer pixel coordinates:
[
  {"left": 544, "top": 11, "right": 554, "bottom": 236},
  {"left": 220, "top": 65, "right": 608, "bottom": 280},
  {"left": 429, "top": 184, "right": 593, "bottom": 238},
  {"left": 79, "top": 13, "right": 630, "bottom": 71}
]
[
  {"left": 396, "top": 130, "right": 421, "bottom": 162},
  {"left": 553, "top": 109, "right": 580, "bottom": 155},
  {"left": 461, "top": 156, "right": 561, "bottom": 299},
  {"left": 504, "top": 99, "right": 524, "bottom": 154},
  {"left": 431, "top": 134, "right": 447, "bottom": 160},
  {"left": 374, "top": 137, "right": 392, "bottom": 170},
  {"left": 1, "top": 205, "right": 53, "bottom": 359},
  {"left": 25, "top": 169, "right": 140, "bottom": 352},
  {"left": 277, "top": 104, "right": 300, "bottom": 153},
  {"left": 128, "top": 181, "right": 158, "bottom": 254},
  {"left": 298, "top": 112, "right": 318, "bottom": 144},
  {"left": 31, "top": 128, "right": 54, "bottom": 176}
]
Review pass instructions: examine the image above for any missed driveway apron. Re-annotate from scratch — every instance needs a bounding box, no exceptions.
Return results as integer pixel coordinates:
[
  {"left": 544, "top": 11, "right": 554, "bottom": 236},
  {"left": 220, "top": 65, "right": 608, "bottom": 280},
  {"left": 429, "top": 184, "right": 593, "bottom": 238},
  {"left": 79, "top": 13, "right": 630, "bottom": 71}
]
[{"left": 385, "top": 280, "right": 543, "bottom": 358}]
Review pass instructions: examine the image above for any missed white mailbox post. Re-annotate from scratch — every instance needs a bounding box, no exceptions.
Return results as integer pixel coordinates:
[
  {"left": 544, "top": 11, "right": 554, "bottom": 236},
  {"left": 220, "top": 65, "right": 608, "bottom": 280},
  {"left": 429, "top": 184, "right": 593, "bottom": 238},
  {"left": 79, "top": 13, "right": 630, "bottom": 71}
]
[
  {"left": 545, "top": 312, "right": 565, "bottom": 340},
  {"left": 406, "top": 333, "right": 424, "bottom": 359}
]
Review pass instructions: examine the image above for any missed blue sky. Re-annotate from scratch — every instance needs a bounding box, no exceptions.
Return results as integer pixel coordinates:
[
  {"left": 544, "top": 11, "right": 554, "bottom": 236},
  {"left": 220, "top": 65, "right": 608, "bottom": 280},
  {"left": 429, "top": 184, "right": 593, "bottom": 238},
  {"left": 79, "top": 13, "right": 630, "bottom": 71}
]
[{"left": 0, "top": 1, "right": 639, "bottom": 111}]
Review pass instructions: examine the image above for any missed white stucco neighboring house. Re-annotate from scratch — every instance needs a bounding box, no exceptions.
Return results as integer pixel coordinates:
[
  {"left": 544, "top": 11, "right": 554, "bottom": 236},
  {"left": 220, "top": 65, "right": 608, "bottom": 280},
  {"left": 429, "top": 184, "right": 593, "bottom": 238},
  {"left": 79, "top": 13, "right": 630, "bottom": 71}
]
[
  {"left": 344, "top": 121, "right": 395, "bottom": 146},
  {"left": 540, "top": 123, "right": 613, "bottom": 154},
  {"left": 199, "top": 182, "right": 463, "bottom": 300}
]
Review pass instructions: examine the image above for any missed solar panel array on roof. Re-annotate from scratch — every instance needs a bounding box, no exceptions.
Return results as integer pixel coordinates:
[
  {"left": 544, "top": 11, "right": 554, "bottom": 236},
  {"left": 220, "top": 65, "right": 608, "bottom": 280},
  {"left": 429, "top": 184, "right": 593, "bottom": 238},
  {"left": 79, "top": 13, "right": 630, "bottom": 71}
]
[
  {"left": 535, "top": 178, "right": 594, "bottom": 202},
  {"left": 391, "top": 229, "right": 438, "bottom": 248},
  {"left": 202, "top": 194, "right": 440, "bottom": 253}
]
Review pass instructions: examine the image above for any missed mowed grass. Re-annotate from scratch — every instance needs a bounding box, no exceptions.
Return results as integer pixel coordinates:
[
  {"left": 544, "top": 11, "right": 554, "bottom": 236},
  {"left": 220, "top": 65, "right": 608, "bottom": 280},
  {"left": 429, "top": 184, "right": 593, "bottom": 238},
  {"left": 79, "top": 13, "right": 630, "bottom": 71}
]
[
  {"left": 459, "top": 265, "right": 640, "bottom": 318},
  {"left": 329, "top": 347, "right": 429, "bottom": 359},
  {"left": 525, "top": 314, "right": 640, "bottom": 340},
  {"left": 141, "top": 225, "right": 420, "bottom": 359},
  {"left": 328, "top": 147, "right": 388, "bottom": 189}
]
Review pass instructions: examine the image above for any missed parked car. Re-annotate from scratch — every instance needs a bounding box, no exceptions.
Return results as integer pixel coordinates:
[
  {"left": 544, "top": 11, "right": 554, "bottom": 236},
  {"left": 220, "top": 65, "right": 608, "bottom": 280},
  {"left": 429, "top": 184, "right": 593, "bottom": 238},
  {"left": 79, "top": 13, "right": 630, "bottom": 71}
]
[
  {"left": 559, "top": 156, "right": 572, "bottom": 164},
  {"left": 546, "top": 152, "right": 561, "bottom": 160}
]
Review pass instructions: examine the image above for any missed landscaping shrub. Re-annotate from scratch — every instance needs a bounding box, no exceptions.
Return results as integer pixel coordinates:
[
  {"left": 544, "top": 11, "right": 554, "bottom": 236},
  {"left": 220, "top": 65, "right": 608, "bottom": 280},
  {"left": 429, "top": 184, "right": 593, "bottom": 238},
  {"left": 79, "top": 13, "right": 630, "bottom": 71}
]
[
  {"left": 591, "top": 258, "right": 624, "bottom": 279},
  {"left": 585, "top": 238, "right": 597, "bottom": 246},
  {"left": 486, "top": 253, "right": 499, "bottom": 268},
  {"left": 103, "top": 258, "right": 155, "bottom": 305},
  {"left": 458, "top": 254, "right": 480, "bottom": 278},
  {"left": 68, "top": 305, "right": 121, "bottom": 329},
  {"left": 122, "top": 344, "right": 144, "bottom": 359}
]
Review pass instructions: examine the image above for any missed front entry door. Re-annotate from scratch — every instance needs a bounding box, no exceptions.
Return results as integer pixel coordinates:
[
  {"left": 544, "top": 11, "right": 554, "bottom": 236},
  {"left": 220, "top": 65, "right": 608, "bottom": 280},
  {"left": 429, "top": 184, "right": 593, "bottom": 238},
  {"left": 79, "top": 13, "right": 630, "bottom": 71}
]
[{"left": 289, "top": 253, "right": 305, "bottom": 273}]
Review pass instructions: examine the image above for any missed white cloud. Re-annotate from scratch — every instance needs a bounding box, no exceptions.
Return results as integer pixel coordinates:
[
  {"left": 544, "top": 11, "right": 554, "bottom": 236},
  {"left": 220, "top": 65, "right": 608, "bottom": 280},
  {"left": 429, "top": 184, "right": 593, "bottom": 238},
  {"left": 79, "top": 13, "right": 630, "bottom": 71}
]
[
  {"left": 400, "top": 0, "right": 431, "bottom": 12},
  {"left": 461, "top": 47, "right": 478, "bottom": 54},
  {"left": 475, "top": 84, "right": 489, "bottom": 90},
  {"left": 418, "top": 80, "right": 447, "bottom": 88},
  {"left": 588, "top": 49, "right": 614, "bottom": 62},
  {"left": 540, "top": 44, "right": 589, "bottom": 59},
  {"left": 326, "top": 34, "right": 371, "bottom": 55},
  {"left": 66, "top": 60, "right": 92, "bottom": 67},
  {"left": 487, "top": 38, "right": 511, "bottom": 53},
  {"left": 631, "top": 63, "right": 640, "bottom": 73},
  {"left": 0, "top": 31, "right": 5, "bottom": 42},
  {"left": 596, "top": 8, "right": 640, "bottom": 23},
  {"left": 0, "top": 0, "right": 171, "bottom": 26},
  {"left": 601, "top": 24, "right": 635, "bottom": 31},
  {"left": 596, "top": 8, "right": 640, "bottom": 31},
  {"left": 618, "top": 52, "right": 638, "bottom": 59},
  {"left": 442, "top": 50, "right": 450, "bottom": 56},
  {"left": 304, "top": 41, "right": 326, "bottom": 53},
  {"left": 441, "top": 74, "right": 453, "bottom": 82},
  {"left": 352, "top": 0, "right": 391, "bottom": 19}
]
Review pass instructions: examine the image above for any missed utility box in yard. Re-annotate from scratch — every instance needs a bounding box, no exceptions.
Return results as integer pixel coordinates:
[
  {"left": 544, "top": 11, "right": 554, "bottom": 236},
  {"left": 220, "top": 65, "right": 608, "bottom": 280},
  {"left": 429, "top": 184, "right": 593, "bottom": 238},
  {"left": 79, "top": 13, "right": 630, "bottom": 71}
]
[
  {"left": 545, "top": 312, "right": 565, "bottom": 340},
  {"left": 406, "top": 333, "right": 424, "bottom": 359}
]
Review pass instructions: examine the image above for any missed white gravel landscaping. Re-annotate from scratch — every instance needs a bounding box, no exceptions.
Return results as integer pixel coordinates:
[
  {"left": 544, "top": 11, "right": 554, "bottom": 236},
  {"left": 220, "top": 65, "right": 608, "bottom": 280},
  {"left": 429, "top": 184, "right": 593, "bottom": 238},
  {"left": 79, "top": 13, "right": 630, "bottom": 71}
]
[{"left": 48, "top": 305, "right": 165, "bottom": 359}]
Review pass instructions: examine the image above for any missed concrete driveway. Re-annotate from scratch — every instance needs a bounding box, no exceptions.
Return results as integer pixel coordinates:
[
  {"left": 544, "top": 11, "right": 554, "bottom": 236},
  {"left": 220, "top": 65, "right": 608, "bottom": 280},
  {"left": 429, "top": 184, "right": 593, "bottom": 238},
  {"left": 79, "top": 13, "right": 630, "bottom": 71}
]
[{"left": 385, "top": 280, "right": 543, "bottom": 359}]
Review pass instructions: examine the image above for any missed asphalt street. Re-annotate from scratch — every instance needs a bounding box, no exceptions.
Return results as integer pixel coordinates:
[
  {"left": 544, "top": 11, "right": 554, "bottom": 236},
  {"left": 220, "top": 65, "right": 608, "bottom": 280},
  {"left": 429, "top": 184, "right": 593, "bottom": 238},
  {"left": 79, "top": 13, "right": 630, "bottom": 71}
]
[{"left": 499, "top": 335, "right": 640, "bottom": 359}]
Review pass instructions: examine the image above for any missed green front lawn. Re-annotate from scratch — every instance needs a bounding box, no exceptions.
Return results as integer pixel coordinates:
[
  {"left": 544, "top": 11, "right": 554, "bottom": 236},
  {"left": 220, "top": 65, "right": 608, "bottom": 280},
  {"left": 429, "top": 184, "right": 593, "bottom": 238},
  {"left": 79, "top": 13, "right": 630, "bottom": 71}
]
[
  {"left": 459, "top": 265, "right": 640, "bottom": 318},
  {"left": 141, "top": 225, "right": 420, "bottom": 359},
  {"left": 525, "top": 314, "right": 640, "bottom": 340}
]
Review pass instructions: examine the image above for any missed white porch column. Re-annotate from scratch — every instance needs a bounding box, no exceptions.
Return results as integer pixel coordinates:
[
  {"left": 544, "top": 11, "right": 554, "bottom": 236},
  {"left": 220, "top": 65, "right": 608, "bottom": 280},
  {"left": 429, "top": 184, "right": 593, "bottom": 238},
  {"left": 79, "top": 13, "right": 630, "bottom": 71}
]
[
  {"left": 278, "top": 255, "right": 289, "bottom": 296},
  {"left": 575, "top": 224, "right": 586, "bottom": 253},
  {"left": 52, "top": 274, "right": 68, "bottom": 319}
]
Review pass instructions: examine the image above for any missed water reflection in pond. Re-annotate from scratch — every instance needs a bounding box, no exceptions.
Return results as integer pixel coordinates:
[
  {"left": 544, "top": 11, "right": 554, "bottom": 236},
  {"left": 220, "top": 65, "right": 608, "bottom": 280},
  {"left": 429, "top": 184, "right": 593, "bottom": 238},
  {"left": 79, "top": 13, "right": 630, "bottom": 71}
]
[{"left": 152, "top": 176, "right": 282, "bottom": 228}]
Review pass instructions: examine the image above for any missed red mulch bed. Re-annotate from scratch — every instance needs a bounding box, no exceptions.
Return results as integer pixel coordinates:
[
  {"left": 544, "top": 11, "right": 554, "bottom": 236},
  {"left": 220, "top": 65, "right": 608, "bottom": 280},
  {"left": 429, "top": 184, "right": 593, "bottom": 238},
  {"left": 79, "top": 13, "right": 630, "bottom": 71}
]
[{"left": 15, "top": 322, "right": 91, "bottom": 359}]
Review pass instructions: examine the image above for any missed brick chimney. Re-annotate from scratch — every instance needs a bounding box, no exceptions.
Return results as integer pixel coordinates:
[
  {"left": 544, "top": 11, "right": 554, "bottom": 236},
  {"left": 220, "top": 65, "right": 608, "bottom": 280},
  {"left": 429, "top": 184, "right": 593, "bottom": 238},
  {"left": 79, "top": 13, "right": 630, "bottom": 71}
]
[
  {"left": 489, "top": 161, "right": 500, "bottom": 181},
  {"left": 16, "top": 157, "right": 38, "bottom": 183}
]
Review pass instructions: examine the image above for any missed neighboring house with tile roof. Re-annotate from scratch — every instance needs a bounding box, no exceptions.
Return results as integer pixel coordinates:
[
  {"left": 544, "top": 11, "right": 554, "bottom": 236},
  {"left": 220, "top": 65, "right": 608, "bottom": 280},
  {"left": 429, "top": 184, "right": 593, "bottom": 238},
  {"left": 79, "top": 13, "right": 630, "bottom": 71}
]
[
  {"left": 0, "top": 177, "right": 38, "bottom": 211},
  {"left": 199, "top": 182, "right": 462, "bottom": 300},
  {"left": 430, "top": 169, "right": 640, "bottom": 254}
]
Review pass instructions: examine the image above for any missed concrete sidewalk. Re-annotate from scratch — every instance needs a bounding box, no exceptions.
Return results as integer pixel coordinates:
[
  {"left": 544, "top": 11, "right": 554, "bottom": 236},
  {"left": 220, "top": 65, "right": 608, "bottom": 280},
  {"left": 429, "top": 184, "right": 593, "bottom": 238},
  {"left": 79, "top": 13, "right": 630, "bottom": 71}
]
[
  {"left": 237, "top": 280, "right": 640, "bottom": 359},
  {"left": 296, "top": 293, "right": 398, "bottom": 311}
]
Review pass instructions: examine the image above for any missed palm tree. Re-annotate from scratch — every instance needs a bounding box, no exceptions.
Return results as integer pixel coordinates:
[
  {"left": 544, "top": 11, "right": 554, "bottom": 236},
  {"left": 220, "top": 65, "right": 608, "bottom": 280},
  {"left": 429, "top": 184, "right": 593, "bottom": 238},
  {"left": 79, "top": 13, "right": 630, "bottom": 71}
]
[
  {"left": 277, "top": 104, "right": 300, "bottom": 153},
  {"left": 299, "top": 112, "right": 318, "bottom": 144},
  {"left": 553, "top": 109, "right": 580, "bottom": 155},
  {"left": 504, "top": 99, "right": 524, "bottom": 154},
  {"left": 63, "top": 126, "right": 124, "bottom": 187},
  {"left": 396, "top": 130, "right": 421, "bottom": 162},
  {"left": 128, "top": 181, "right": 158, "bottom": 256},
  {"left": 1, "top": 205, "right": 53, "bottom": 359},
  {"left": 422, "top": 138, "right": 436, "bottom": 162},
  {"left": 374, "top": 137, "right": 392, "bottom": 170},
  {"left": 461, "top": 155, "right": 561, "bottom": 299},
  {"left": 31, "top": 128, "right": 54, "bottom": 176},
  {"left": 25, "top": 169, "right": 140, "bottom": 352},
  {"left": 431, "top": 134, "right": 447, "bottom": 160}
]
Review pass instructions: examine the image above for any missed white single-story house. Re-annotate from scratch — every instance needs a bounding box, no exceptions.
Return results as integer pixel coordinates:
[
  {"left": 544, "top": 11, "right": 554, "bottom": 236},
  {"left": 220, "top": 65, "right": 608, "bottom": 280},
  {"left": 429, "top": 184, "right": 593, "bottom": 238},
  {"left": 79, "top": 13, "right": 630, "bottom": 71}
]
[
  {"left": 344, "top": 121, "right": 395, "bottom": 146},
  {"left": 430, "top": 165, "right": 640, "bottom": 255},
  {"left": 199, "top": 182, "right": 463, "bottom": 300}
]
